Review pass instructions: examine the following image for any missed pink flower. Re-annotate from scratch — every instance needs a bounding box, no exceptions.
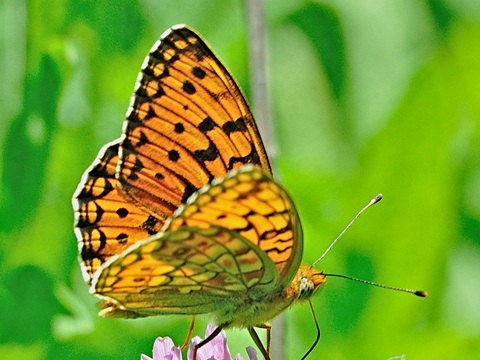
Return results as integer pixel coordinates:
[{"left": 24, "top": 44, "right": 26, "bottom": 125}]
[
  {"left": 141, "top": 336, "right": 182, "bottom": 360},
  {"left": 141, "top": 323, "right": 258, "bottom": 360}
]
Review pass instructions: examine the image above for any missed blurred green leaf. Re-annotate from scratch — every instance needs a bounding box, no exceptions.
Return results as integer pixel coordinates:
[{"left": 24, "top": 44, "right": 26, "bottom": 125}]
[
  {"left": 66, "top": 0, "right": 146, "bottom": 54},
  {"left": 0, "top": 55, "right": 60, "bottom": 232},
  {"left": 288, "top": 2, "right": 347, "bottom": 105},
  {"left": 427, "top": 0, "right": 458, "bottom": 36},
  {"left": 0, "top": 265, "right": 64, "bottom": 344}
]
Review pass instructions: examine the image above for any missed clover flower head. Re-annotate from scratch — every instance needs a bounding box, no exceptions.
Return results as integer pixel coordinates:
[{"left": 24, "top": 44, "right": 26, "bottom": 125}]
[{"left": 141, "top": 323, "right": 258, "bottom": 360}]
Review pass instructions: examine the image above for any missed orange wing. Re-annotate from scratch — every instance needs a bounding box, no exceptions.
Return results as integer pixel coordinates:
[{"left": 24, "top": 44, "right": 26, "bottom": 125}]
[
  {"left": 118, "top": 25, "right": 271, "bottom": 221},
  {"left": 72, "top": 140, "right": 163, "bottom": 283},
  {"left": 73, "top": 25, "right": 271, "bottom": 285}
]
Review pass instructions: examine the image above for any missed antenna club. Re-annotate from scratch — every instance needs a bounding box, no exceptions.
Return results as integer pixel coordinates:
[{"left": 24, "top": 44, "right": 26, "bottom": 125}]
[
  {"left": 415, "top": 290, "right": 428, "bottom": 297},
  {"left": 373, "top": 193, "right": 383, "bottom": 203}
]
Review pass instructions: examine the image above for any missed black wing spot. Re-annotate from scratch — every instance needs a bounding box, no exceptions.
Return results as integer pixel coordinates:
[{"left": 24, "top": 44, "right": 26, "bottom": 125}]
[
  {"left": 143, "top": 215, "right": 159, "bottom": 235},
  {"left": 182, "top": 80, "right": 196, "bottom": 94},
  {"left": 198, "top": 117, "right": 215, "bottom": 133},
  {"left": 223, "top": 118, "right": 247, "bottom": 134},
  {"left": 227, "top": 148, "right": 262, "bottom": 170},
  {"left": 116, "top": 207, "right": 129, "bottom": 218},
  {"left": 194, "top": 141, "right": 219, "bottom": 162},
  {"left": 192, "top": 66, "right": 206, "bottom": 79},
  {"left": 174, "top": 123, "right": 185, "bottom": 133},
  {"left": 116, "top": 233, "right": 129, "bottom": 244},
  {"left": 168, "top": 150, "right": 180, "bottom": 161}
]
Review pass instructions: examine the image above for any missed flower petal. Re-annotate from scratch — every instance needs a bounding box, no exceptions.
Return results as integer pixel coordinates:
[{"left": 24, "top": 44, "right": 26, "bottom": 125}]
[
  {"left": 204, "top": 325, "right": 231, "bottom": 359},
  {"left": 152, "top": 337, "right": 182, "bottom": 360},
  {"left": 245, "top": 347, "right": 258, "bottom": 360}
]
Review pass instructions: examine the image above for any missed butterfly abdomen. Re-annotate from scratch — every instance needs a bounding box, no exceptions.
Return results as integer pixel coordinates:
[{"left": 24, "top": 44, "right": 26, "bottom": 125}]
[{"left": 213, "top": 286, "right": 297, "bottom": 328}]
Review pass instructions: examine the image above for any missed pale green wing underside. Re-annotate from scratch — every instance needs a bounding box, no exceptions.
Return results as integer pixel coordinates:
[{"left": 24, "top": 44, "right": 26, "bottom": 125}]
[{"left": 91, "top": 225, "right": 278, "bottom": 317}]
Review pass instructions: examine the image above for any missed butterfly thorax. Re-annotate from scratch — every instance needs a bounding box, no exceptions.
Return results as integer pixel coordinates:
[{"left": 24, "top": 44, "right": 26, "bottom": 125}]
[{"left": 216, "top": 264, "right": 326, "bottom": 329}]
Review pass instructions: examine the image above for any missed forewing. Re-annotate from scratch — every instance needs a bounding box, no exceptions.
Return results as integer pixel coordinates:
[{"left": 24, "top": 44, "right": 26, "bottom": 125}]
[
  {"left": 72, "top": 140, "right": 163, "bottom": 283},
  {"left": 73, "top": 25, "right": 272, "bottom": 286},
  {"left": 118, "top": 25, "right": 271, "bottom": 221}
]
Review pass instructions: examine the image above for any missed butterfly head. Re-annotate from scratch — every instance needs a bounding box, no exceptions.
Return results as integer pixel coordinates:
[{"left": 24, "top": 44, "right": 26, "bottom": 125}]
[{"left": 288, "top": 265, "right": 326, "bottom": 301}]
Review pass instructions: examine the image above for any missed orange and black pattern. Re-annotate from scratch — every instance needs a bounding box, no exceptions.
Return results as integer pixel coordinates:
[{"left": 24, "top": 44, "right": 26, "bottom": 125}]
[
  {"left": 73, "top": 26, "right": 273, "bottom": 284},
  {"left": 73, "top": 141, "right": 163, "bottom": 282},
  {"left": 167, "top": 165, "right": 302, "bottom": 285},
  {"left": 118, "top": 26, "right": 271, "bottom": 221}
]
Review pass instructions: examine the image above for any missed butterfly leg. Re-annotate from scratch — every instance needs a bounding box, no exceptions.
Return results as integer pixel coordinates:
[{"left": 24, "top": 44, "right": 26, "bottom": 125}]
[
  {"left": 300, "top": 300, "right": 321, "bottom": 360},
  {"left": 180, "top": 317, "right": 196, "bottom": 350},
  {"left": 253, "top": 323, "right": 272, "bottom": 354},
  {"left": 266, "top": 324, "right": 271, "bottom": 355},
  {"left": 248, "top": 326, "right": 270, "bottom": 360},
  {"left": 192, "top": 324, "right": 225, "bottom": 360}
]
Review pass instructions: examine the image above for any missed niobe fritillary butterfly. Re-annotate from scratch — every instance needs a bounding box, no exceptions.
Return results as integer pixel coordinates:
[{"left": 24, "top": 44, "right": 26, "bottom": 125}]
[{"left": 72, "top": 24, "right": 427, "bottom": 359}]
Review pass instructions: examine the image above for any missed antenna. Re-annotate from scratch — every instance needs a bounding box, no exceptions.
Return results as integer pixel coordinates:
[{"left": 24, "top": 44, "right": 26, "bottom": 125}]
[
  {"left": 311, "top": 193, "right": 383, "bottom": 267},
  {"left": 323, "top": 273, "right": 428, "bottom": 297}
]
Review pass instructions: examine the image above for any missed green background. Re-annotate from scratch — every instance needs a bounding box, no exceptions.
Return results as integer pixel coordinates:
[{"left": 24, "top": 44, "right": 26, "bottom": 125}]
[{"left": 1, "top": 0, "right": 479, "bottom": 359}]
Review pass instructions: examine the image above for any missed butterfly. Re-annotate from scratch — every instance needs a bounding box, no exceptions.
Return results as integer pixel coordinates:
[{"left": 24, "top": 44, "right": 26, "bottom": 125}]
[{"left": 72, "top": 24, "right": 326, "bottom": 359}]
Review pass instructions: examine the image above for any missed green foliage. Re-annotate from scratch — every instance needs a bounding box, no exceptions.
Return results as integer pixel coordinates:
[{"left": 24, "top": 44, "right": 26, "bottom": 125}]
[
  {"left": 1, "top": 0, "right": 479, "bottom": 359},
  {"left": 1, "top": 55, "right": 60, "bottom": 231}
]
